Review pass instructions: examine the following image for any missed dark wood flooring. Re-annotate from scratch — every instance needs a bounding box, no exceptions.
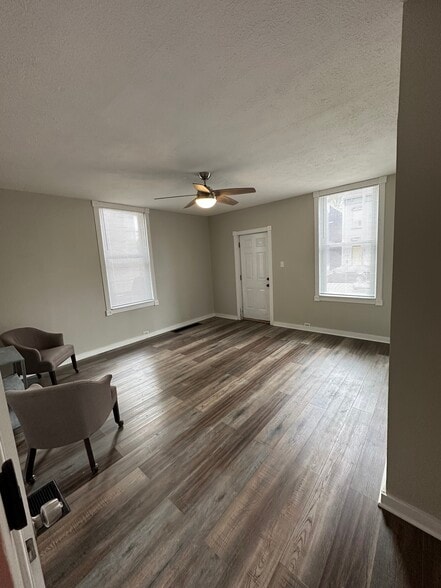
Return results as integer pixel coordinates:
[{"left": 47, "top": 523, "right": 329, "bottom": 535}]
[{"left": 14, "top": 318, "right": 441, "bottom": 587}]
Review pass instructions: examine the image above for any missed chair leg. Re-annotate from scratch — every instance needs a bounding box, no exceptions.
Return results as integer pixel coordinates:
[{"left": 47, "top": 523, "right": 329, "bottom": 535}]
[
  {"left": 25, "top": 448, "right": 37, "bottom": 484},
  {"left": 84, "top": 438, "right": 98, "bottom": 475},
  {"left": 71, "top": 354, "right": 79, "bottom": 373},
  {"left": 113, "top": 400, "right": 124, "bottom": 428},
  {"left": 49, "top": 371, "right": 57, "bottom": 385}
]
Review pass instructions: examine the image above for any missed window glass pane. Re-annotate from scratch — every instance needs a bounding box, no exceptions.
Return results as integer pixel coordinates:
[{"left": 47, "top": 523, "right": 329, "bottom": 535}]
[
  {"left": 319, "top": 185, "right": 379, "bottom": 298},
  {"left": 99, "top": 208, "right": 153, "bottom": 309}
]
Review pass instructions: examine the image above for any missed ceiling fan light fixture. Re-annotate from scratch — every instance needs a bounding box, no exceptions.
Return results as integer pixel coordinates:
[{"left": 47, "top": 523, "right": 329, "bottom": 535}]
[
  {"left": 153, "top": 172, "right": 255, "bottom": 209},
  {"left": 195, "top": 195, "right": 216, "bottom": 209}
]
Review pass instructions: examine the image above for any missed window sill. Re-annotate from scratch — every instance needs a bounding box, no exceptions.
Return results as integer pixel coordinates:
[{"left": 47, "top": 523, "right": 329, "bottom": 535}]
[
  {"left": 314, "top": 294, "right": 383, "bottom": 306},
  {"left": 105, "top": 299, "right": 159, "bottom": 316}
]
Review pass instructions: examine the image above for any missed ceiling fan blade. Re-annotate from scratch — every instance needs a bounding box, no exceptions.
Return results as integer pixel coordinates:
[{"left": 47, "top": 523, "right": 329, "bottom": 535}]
[
  {"left": 217, "top": 195, "right": 238, "bottom": 205},
  {"left": 193, "top": 183, "right": 211, "bottom": 193},
  {"left": 154, "top": 194, "right": 195, "bottom": 200},
  {"left": 213, "top": 187, "right": 256, "bottom": 197},
  {"left": 184, "top": 198, "right": 197, "bottom": 209}
]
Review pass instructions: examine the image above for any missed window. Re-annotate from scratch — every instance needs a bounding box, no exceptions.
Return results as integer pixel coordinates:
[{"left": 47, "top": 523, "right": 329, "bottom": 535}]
[
  {"left": 314, "top": 176, "right": 386, "bottom": 304},
  {"left": 93, "top": 202, "right": 157, "bottom": 315}
]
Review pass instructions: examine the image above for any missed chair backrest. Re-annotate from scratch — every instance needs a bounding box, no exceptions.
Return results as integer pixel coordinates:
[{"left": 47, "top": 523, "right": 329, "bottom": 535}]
[
  {"left": 6, "top": 375, "right": 115, "bottom": 449},
  {"left": 1, "top": 327, "right": 48, "bottom": 350}
]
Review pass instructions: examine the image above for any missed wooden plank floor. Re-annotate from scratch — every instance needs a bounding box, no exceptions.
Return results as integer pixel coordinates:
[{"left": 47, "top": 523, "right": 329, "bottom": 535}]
[{"left": 14, "top": 318, "right": 441, "bottom": 587}]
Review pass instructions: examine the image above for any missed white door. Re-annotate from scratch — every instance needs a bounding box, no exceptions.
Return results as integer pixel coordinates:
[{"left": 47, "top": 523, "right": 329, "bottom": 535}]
[
  {"left": 0, "top": 378, "right": 45, "bottom": 587},
  {"left": 239, "top": 232, "right": 270, "bottom": 321}
]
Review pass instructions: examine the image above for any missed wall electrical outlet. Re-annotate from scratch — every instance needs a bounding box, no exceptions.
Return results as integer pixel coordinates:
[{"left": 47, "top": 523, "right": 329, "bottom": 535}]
[
  {"left": 304, "top": 322, "right": 311, "bottom": 327},
  {"left": 143, "top": 330, "right": 150, "bottom": 335},
  {"left": 280, "top": 261, "right": 285, "bottom": 268}
]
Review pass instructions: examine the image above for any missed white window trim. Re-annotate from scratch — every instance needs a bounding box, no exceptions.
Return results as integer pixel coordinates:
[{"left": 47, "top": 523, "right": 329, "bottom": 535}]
[
  {"left": 92, "top": 200, "right": 158, "bottom": 316},
  {"left": 313, "top": 176, "right": 387, "bottom": 306}
]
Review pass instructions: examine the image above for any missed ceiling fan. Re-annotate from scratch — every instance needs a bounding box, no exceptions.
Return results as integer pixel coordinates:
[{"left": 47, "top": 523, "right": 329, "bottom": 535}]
[{"left": 154, "top": 172, "right": 256, "bottom": 209}]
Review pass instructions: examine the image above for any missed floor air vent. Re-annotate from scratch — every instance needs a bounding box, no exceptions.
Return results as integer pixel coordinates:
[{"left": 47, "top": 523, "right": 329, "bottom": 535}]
[{"left": 28, "top": 480, "right": 70, "bottom": 534}]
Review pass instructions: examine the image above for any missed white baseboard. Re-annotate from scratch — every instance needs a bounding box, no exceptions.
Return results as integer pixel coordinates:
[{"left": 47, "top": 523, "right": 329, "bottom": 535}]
[
  {"left": 64, "top": 313, "right": 216, "bottom": 364},
  {"left": 66, "top": 313, "right": 387, "bottom": 366},
  {"left": 214, "top": 313, "right": 240, "bottom": 320},
  {"left": 271, "top": 320, "right": 389, "bottom": 344},
  {"left": 379, "top": 488, "right": 441, "bottom": 541}
]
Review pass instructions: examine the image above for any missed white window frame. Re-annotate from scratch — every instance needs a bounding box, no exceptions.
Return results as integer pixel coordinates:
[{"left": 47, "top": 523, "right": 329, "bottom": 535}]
[
  {"left": 313, "top": 176, "right": 386, "bottom": 305},
  {"left": 92, "top": 201, "right": 158, "bottom": 316}
]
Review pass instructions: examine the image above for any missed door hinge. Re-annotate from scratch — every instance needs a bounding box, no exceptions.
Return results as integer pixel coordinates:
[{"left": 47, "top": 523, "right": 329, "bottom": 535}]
[
  {"left": 240, "top": 274, "right": 242, "bottom": 280},
  {"left": 238, "top": 242, "right": 240, "bottom": 248}
]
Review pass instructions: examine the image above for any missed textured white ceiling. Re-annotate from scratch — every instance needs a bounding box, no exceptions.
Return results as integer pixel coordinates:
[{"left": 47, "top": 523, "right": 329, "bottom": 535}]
[{"left": 0, "top": 0, "right": 402, "bottom": 215}]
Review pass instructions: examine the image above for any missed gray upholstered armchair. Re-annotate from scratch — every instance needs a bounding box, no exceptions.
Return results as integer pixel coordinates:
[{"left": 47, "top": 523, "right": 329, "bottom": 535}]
[
  {"left": 6, "top": 375, "right": 123, "bottom": 484},
  {"left": 0, "top": 327, "right": 78, "bottom": 384}
]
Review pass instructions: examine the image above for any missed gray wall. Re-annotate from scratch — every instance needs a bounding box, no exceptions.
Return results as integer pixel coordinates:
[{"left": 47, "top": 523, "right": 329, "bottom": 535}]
[
  {"left": 0, "top": 189, "right": 214, "bottom": 355},
  {"left": 0, "top": 175, "right": 395, "bottom": 357},
  {"left": 387, "top": 1, "right": 441, "bottom": 518},
  {"left": 209, "top": 176, "right": 395, "bottom": 338}
]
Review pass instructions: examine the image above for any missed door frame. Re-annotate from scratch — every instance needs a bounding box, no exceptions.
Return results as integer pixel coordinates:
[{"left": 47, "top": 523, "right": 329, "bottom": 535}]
[
  {"left": 0, "top": 378, "right": 45, "bottom": 587},
  {"left": 233, "top": 226, "right": 274, "bottom": 324}
]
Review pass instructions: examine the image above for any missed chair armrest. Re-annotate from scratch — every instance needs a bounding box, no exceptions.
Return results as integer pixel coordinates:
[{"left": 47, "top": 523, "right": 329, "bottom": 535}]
[
  {"left": 40, "top": 331, "right": 64, "bottom": 348},
  {"left": 13, "top": 345, "right": 41, "bottom": 373}
]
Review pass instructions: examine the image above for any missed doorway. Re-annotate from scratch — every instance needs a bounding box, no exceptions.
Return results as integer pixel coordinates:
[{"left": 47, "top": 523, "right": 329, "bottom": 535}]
[{"left": 233, "top": 227, "right": 273, "bottom": 323}]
